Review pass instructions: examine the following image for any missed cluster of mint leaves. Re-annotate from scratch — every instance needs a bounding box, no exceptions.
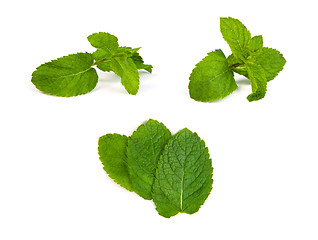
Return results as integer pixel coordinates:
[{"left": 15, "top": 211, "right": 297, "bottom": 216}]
[
  {"left": 98, "top": 119, "right": 213, "bottom": 218},
  {"left": 31, "top": 32, "right": 152, "bottom": 97},
  {"left": 189, "top": 17, "right": 286, "bottom": 102}
]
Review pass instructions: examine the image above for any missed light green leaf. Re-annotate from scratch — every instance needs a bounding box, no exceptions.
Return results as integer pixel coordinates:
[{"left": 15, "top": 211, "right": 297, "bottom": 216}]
[
  {"left": 220, "top": 17, "right": 251, "bottom": 62},
  {"left": 189, "top": 49, "right": 237, "bottom": 102},
  {"left": 87, "top": 32, "right": 119, "bottom": 58},
  {"left": 254, "top": 47, "right": 286, "bottom": 81},
  {"left": 92, "top": 49, "right": 112, "bottom": 72},
  {"left": 110, "top": 56, "right": 140, "bottom": 95},
  {"left": 153, "top": 128, "right": 213, "bottom": 218},
  {"left": 227, "top": 54, "right": 248, "bottom": 78},
  {"left": 98, "top": 134, "right": 133, "bottom": 192},
  {"left": 116, "top": 46, "right": 141, "bottom": 57},
  {"left": 246, "top": 63, "right": 267, "bottom": 102},
  {"left": 247, "top": 35, "right": 263, "bottom": 52},
  {"left": 127, "top": 119, "right": 172, "bottom": 200},
  {"left": 31, "top": 52, "right": 98, "bottom": 97}
]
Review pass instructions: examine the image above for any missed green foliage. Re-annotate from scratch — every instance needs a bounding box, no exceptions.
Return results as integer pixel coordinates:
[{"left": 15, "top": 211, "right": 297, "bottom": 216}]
[
  {"left": 31, "top": 53, "right": 98, "bottom": 97},
  {"left": 127, "top": 119, "right": 172, "bottom": 200},
  {"left": 98, "top": 134, "right": 133, "bottom": 192},
  {"left": 98, "top": 119, "right": 213, "bottom": 218},
  {"left": 246, "top": 63, "right": 267, "bottom": 101},
  {"left": 110, "top": 56, "right": 140, "bottom": 95},
  {"left": 253, "top": 47, "right": 286, "bottom": 81},
  {"left": 189, "top": 49, "right": 237, "bottom": 102},
  {"left": 153, "top": 128, "right": 213, "bottom": 218},
  {"left": 31, "top": 33, "right": 152, "bottom": 97},
  {"left": 220, "top": 17, "right": 251, "bottom": 62},
  {"left": 189, "top": 17, "right": 286, "bottom": 102}
]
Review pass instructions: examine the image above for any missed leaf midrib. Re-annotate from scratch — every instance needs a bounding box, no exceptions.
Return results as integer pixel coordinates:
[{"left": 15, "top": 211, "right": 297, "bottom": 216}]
[{"left": 45, "top": 67, "right": 92, "bottom": 81}]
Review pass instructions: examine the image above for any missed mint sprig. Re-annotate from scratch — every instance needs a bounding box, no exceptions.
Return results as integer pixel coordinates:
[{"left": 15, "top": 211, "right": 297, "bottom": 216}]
[
  {"left": 31, "top": 33, "right": 152, "bottom": 97},
  {"left": 98, "top": 119, "right": 213, "bottom": 218},
  {"left": 189, "top": 17, "right": 286, "bottom": 102}
]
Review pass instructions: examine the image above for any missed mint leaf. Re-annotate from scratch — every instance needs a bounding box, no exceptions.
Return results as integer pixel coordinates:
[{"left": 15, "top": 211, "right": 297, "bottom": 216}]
[
  {"left": 31, "top": 52, "right": 98, "bottom": 97},
  {"left": 127, "top": 119, "right": 172, "bottom": 200},
  {"left": 98, "top": 120, "right": 213, "bottom": 217},
  {"left": 92, "top": 50, "right": 112, "bottom": 72},
  {"left": 153, "top": 128, "right": 213, "bottom": 218},
  {"left": 189, "top": 49, "right": 237, "bottom": 102},
  {"left": 247, "top": 35, "right": 263, "bottom": 52},
  {"left": 87, "top": 32, "right": 119, "bottom": 58},
  {"left": 254, "top": 47, "right": 286, "bottom": 81},
  {"left": 32, "top": 33, "right": 152, "bottom": 96},
  {"left": 116, "top": 46, "right": 141, "bottom": 56},
  {"left": 130, "top": 52, "right": 153, "bottom": 73},
  {"left": 88, "top": 32, "right": 152, "bottom": 94},
  {"left": 220, "top": 17, "right": 251, "bottom": 62},
  {"left": 110, "top": 56, "right": 140, "bottom": 95},
  {"left": 98, "top": 134, "right": 133, "bottom": 192},
  {"left": 246, "top": 63, "right": 267, "bottom": 102},
  {"left": 189, "top": 17, "right": 286, "bottom": 102}
]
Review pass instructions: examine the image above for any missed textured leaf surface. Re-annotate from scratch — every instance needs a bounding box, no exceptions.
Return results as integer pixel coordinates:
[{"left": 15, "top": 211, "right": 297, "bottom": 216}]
[
  {"left": 220, "top": 17, "right": 251, "bottom": 62},
  {"left": 111, "top": 56, "right": 140, "bottom": 95},
  {"left": 127, "top": 119, "right": 172, "bottom": 199},
  {"left": 254, "top": 47, "right": 286, "bottom": 81},
  {"left": 130, "top": 52, "right": 153, "bottom": 73},
  {"left": 31, "top": 52, "right": 98, "bottom": 97},
  {"left": 189, "top": 49, "right": 237, "bottom": 102},
  {"left": 247, "top": 35, "right": 263, "bottom": 52},
  {"left": 87, "top": 32, "right": 119, "bottom": 58},
  {"left": 246, "top": 63, "right": 267, "bottom": 102},
  {"left": 98, "top": 134, "right": 133, "bottom": 192},
  {"left": 153, "top": 128, "right": 213, "bottom": 218},
  {"left": 92, "top": 49, "right": 112, "bottom": 72}
]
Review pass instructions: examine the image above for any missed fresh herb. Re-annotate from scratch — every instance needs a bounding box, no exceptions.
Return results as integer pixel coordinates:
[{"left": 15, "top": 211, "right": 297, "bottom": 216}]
[
  {"left": 127, "top": 119, "right": 172, "bottom": 200},
  {"left": 153, "top": 128, "right": 213, "bottom": 218},
  {"left": 98, "top": 119, "right": 213, "bottom": 218},
  {"left": 189, "top": 17, "right": 286, "bottom": 102},
  {"left": 31, "top": 33, "right": 152, "bottom": 97}
]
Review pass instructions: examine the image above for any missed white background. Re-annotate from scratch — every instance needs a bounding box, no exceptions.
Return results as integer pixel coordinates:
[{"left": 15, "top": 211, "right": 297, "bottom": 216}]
[{"left": 1, "top": 0, "right": 317, "bottom": 239}]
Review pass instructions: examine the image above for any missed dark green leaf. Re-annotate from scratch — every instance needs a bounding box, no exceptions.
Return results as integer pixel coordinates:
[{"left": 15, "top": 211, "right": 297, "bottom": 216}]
[{"left": 153, "top": 128, "right": 213, "bottom": 218}]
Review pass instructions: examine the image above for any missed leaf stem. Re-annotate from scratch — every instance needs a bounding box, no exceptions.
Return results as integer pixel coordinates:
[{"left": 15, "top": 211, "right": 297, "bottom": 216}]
[
  {"left": 92, "top": 58, "right": 109, "bottom": 66},
  {"left": 230, "top": 62, "right": 244, "bottom": 68}
]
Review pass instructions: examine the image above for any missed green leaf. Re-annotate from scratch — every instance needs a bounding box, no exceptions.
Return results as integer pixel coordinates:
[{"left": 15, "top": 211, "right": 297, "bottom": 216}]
[
  {"left": 98, "top": 134, "right": 133, "bottom": 192},
  {"left": 246, "top": 63, "right": 267, "bottom": 102},
  {"left": 110, "top": 55, "right": 140, "bottom": 95},
  {"left": 254, "top": 47, "right": 286, "bottom": 81},
  {"left": 247, "top": 35, "right": 263, "bottom": 52},
  {"left": 87, "top": 32, "right": 119, "bottom": 58},
  {"left": 153, "top": 128, "right": 213, "bottom": 218},
  {"left": 127, "top": 119, "right": 172, "bottom": 200},
  {"left": 227, "top": 54, "right": 248, "bottom": 78},
  {"left": 93, "top": 47, "right": 152, "bottom": 73},
  {"left": 116, "top": 46, "right": 141, "bottom": 57},
  {"left": 220, "top": 17, "right": 251, "bottom": 62},
  {"left": 31, "top": 52, "right": 98, "bottom": 97},
  {"left": 96, "top": 60, "right": 112, "bottom": 72},
  {"left": 92, "top": 49, "right": 112, "bottom": 72},
  {"left": 130, "top": 52, "right": 153, "bottom": 73},
  {"left": 189, "top": 49, "right": 237, "bottom": 102}
]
